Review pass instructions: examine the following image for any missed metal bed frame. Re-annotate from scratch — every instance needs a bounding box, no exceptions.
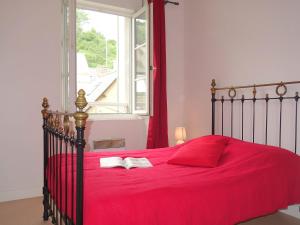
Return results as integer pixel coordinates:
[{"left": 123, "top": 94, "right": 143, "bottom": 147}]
[
  {"left": 211, "top": 79, "right": 300, "bottom": 153},
  {"left": 41, "top": 79, "right": 300, "bottom": 225},
  {"left": 41, "top": 90, "right": 88, "bottom": 225}
]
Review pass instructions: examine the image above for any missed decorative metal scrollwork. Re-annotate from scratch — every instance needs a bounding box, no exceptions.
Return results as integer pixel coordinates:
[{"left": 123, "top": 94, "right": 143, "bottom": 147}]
[
  {"left": 276, "top": 82, "right": 287, "bottom": 97},
  {"left": 63, "top": 115, "right": 70, "bottom": 136},
  {"left": 228, "top": 87, "right": 236, "bottom": 98}
]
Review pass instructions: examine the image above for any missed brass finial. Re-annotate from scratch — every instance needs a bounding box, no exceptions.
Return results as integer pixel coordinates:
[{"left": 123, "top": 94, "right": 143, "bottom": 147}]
[
  {"left": 74, "top": 89, "right": 88, "bottom": 128},
  {"left": 211, "top": 79, "right": 216, "bottom": 94},
  {"left": 75, "top": 89, "right": 88, "bottom": 112},
  {"left": 253, "top": 85, "right": 257, "bottom": 98},
  {"left": 41, "top": 98, "right": 49, "bottom": 119}
]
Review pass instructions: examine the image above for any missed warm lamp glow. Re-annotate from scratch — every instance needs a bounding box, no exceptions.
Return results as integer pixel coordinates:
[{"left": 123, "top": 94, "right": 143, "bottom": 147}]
[{"left": 175, "top": 127, "right": 187, "bottom": 145}]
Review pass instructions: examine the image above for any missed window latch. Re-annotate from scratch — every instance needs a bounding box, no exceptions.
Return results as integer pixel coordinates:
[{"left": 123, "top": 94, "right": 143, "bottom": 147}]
[{"left": 149, "top": 66, "right": 157, "bottom": 71}]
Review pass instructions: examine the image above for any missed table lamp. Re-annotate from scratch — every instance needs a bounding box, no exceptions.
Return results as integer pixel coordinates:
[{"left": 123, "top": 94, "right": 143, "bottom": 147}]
[{"left": 175, "top": 127, "right": 187, "bottom": 145}]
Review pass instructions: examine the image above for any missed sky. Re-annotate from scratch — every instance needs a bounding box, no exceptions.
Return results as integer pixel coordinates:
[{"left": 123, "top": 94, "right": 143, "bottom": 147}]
[{"left": 80, "top": 9, "right": 119, "bottom": 40}]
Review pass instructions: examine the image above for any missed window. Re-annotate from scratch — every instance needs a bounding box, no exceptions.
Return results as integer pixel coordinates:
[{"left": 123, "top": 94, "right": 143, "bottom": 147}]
[
  {"left": 133, "top": 9, "right": 149, "bottom": 114},
  {"left": 62, "top": 0, "right": 150, "bottom": 116}
]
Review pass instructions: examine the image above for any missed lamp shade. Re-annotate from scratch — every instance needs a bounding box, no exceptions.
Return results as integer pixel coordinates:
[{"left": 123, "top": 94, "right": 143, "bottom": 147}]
[{"left": 175, "top": 127, "right": 187, "bottom": 144}]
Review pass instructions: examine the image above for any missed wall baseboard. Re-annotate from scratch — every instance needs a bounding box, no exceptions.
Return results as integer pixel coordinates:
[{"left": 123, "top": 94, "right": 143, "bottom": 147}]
[
  {"left": 281, "top": 205, "right": 300, "bottom": 219},
  {"left": 0, "top": 187, "right": 42, "bottom": 203}
]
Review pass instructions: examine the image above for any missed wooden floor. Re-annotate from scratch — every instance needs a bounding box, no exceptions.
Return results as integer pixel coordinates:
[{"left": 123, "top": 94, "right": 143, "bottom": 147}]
[{"left": 0, "top": 197, "right": 299, "bottom": 225}]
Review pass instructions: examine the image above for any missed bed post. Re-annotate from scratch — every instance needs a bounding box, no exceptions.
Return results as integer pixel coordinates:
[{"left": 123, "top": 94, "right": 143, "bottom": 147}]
[
  {"left": 211, "top": 79, "right": 216, "bottom": 135},
  {"left": 74, "top": 90, "right": 88, "bottom": 225},
  {"left": 41, "top": 98, "right": 49, "bottom": 221}
]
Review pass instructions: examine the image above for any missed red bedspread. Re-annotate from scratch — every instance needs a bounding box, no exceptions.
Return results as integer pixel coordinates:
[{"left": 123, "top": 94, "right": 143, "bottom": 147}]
[{"left": 48, "top": 136, "right": 300, "bottom": 225}]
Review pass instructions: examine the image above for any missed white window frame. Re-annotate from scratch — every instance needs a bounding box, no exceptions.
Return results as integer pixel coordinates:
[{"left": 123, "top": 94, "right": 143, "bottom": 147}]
[
  {"left": 77, "top": 0, "right": 135, "bottom": 17},
  {"left": 61, "top": 0, "right": 152, "bottom": 119},
  {"left": 61, "top": 0, "right": 77, "bottom": 113},
  {"left": 132, "top": 5, "right": 150, "bottom": 116}
]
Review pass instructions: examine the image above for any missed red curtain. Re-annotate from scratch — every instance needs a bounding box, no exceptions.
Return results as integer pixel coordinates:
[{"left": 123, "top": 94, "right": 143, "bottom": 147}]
[{"left": 147, "top": 0, "right": 169, "bottom": 149}]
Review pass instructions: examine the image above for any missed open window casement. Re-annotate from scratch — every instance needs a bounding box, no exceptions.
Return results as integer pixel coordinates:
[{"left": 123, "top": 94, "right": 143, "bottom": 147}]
[
  {"left": 61, "top": 0, "right": 77, "bottom": 112},
  {"left": 132, "top": 4, "right": 151, "bottom": 116},
  {"left": 62, "top": 0, "right": 153, "bottom": 116}
]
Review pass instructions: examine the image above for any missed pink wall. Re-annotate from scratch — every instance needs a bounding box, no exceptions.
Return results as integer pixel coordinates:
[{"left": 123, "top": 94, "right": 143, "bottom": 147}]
[
  {"left": 184, "top": 0, "right": 300, "bottom": 139},
  {"left": 0, "top": 0, "right": 185, "bottom": 201},
  {"left": 184, "top": 1, "right": 300, "bottom": 217},
  {"left": 165, "top": 0, "right": 185, "bottom": 146},
  {"left": 0, "top": 0, "right": 62, "bottom": 201},
  {"left": 4, "top": 0, "right": 299, "bottom": 207}
]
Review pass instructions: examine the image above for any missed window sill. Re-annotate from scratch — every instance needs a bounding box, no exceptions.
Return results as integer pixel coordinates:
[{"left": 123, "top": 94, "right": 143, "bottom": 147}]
[{"left": 87, "top": 113, "right": 149, "bottom": 121}]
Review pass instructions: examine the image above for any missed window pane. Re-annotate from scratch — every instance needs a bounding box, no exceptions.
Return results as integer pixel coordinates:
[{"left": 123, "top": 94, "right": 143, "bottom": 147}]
[
  {"left": 133, "top": 9, "right": 148, "bottom": 113},
  {"left": 76, "top": 9, "right": 131, "bottom": 114},
  {"left": 135, "top": 45, "right": 147, "bottom": 77},
  {"left": 135, "top": 12, "right": 146, "bottom": 47},
  {"left": 135, "top": 79, "right": 147, "bottom": 111}
]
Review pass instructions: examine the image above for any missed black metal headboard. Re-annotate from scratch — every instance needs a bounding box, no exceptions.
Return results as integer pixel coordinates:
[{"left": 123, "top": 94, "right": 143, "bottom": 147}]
[{"left": 210, "top": 79, "right": 300, "bottom": 154}]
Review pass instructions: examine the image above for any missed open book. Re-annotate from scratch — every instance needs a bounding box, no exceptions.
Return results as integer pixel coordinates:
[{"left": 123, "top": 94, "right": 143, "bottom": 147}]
[{"left": 100, "top": 157, "right": 153, "bottom": 169}]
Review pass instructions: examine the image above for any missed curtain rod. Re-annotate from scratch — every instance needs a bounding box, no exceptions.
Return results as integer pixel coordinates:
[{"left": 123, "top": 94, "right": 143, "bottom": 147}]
[{"left": 165, "top": 1, "right": 179, "bottom": 6}]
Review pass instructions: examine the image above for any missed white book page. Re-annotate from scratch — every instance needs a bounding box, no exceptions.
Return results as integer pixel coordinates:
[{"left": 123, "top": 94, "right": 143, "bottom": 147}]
[
  {"left": 124, "top": 157, "right": 153, "bottom": 169},
  {"left": 100, "top": 157, "right": 125, "bottom": 168}
]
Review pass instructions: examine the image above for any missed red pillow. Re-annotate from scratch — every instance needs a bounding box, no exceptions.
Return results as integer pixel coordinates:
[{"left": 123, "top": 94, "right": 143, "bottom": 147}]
[
  {"left": 168, "top": 138, "right": 227, "bottom": 167},
  {"left": 196, "top": 135, "right": 229, "bottom": 144}
]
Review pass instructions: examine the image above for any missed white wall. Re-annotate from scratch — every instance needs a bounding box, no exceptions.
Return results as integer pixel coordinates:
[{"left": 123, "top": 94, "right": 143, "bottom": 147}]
[{"left": 0, "top": 0, "right": 185, "bottom": 201}]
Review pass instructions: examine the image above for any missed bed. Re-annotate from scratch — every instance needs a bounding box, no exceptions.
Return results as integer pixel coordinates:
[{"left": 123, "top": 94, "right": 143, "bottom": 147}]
[{"left": 41, "top": 80, "right": 300, "bottom": 225}]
